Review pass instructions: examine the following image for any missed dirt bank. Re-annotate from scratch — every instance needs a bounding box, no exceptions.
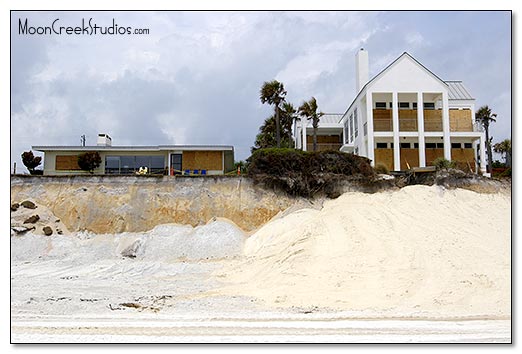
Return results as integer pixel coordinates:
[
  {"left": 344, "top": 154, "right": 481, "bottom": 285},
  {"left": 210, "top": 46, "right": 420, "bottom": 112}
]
[{"left": 10, "top": 176, "right": 304, "bottom": 233}]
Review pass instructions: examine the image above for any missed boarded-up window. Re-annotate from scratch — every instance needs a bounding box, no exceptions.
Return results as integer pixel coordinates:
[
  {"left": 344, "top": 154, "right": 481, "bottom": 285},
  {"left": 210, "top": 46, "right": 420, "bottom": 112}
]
[
  {"left": 55, "top": 155, "right": 81, "bottom": 170},
  {"left": 182, "top": 151, "right": 223, "bottom": 171}
]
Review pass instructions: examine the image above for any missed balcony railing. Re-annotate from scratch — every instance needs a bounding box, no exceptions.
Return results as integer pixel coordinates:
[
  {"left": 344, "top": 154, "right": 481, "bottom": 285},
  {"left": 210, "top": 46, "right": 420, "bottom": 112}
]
[{"left": 306, "top": 143, "right": 342, "bottom": 151}]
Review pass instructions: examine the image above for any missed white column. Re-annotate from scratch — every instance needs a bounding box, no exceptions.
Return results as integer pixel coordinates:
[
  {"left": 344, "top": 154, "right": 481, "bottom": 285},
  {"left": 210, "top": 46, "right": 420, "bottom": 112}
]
[
  {"left": 167, "top": 153, "right": 171, "bottom": 175},
  {"left": 479, "top": 134, "right": 487, "bottom": 175},
  {"left": 301, "top": 117, "right": 307, "bottom": 151},
  {"left": 392, "top": 91, "right": 400, "bottom": 171},
  {"left": 366, "top": 93, "right": 374, "bottom": 165},
  {"left": 442, "top": 92, "right": 451, "bottom": 161},
  {"left": 417, "top": 92, "right": 426, "bottom": 167}
]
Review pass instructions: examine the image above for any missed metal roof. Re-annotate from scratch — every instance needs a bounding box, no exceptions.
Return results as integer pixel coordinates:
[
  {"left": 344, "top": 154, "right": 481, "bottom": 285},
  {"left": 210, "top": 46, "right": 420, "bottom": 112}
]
[
  {"left": 32, "top": 145, "right": 234, "bottom": 152},
  {"left": 445, "top": 81, "right": 474, "bottom": 100},
  {"left": 305, "top": 113, "right": 344, "bottom": 128}
]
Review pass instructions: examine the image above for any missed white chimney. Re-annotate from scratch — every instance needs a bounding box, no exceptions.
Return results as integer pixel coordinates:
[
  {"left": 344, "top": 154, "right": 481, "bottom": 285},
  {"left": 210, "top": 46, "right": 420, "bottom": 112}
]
[
  {"left": 355, "top": 48, "right": 369, "bottom": 93},
  {"left": 97, "top": 133, "right": 112, "bottom": 146}
]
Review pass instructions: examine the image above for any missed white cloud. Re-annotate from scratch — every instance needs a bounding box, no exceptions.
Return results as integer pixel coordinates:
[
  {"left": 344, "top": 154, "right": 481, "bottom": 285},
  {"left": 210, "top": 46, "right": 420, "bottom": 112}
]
[{"left": 10, "top": 11, "right": 511, "bottom": 170}]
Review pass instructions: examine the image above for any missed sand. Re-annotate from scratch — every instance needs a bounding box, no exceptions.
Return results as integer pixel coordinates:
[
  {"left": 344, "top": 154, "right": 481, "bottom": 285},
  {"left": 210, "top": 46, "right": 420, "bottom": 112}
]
[
  {"left": 217, "top": 185, "right": 511, "bottom": 318},
  {"left": 10, "top": 185, "right": 511, "bottom": 342}
]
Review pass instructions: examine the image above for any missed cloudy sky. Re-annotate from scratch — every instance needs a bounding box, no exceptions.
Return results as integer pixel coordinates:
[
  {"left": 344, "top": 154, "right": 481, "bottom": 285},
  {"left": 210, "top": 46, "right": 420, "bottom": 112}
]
[{"left": 10, "top": 11, "right": 511, "bottom": 171}]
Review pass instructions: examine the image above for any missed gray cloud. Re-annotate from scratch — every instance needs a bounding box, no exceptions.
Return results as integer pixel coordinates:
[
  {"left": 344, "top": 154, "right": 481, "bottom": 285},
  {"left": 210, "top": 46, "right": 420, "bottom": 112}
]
[{"left": 11, "top": 11, "right": 511, "bottom": 172}]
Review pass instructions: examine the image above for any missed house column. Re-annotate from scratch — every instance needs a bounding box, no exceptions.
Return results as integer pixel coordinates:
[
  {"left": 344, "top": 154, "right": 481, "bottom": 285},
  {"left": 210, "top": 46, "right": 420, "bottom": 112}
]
[
  {"left": 442, "top": 92, "right": 451, "bottom": 161},
  {"left": 417, "top": 92, "right": 426, "bottom": 167},
  {"left": 479, "top": 134, "right": 487, "bottom": 175},
  {"left": 167, "top": 152, "right": 171, "bottom": 176},
  {"left": 392, "top": 91, "right": 400, "bottom": 171},
  {"left": 366, "top": 92, "right": 375, "bottom": 165},
  {"left": 302, "top": 116, "right": 307, "bottom": 151}
]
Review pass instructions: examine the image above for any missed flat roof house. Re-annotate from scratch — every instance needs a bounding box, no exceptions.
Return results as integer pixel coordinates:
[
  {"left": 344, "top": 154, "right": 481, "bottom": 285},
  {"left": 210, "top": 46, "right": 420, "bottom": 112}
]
[
  {"left": 33, "top": 134, "right": 235, "bottom": 176},
  {"left": 294, "top": 49, "right": 487, "bottom": 174}
]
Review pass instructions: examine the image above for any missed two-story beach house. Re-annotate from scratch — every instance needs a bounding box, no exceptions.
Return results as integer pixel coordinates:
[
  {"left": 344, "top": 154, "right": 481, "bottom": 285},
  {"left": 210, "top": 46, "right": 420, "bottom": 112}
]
[{"left": 294, "top": 49, "right": 486, "bottom": 174}]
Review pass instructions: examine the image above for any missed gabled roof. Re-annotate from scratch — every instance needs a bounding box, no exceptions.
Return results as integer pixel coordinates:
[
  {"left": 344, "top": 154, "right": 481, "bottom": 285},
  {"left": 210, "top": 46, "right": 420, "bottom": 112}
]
[
  {"left": 446, "top": 81, "right": 474, "bottom": 100},
  {"left": 338, "top": 51, "right": 469, "bottom": 123}
]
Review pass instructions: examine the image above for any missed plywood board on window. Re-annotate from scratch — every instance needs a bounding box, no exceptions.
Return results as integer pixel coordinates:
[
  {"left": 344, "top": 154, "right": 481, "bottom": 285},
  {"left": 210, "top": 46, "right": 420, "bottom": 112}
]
[
  {"left": 55, "top": 155, "right": 81, "bottom": 170},
  {"left": 400, "top": 149, "right": 419, "bottom": 170},
  {"left": 451, "top": 148, "right": 476, "bottom": 172},
  {"left": 374, "top": 148, "right": 393, "bottom": 171},
  {"left": 425, "top": 149, "right": 445, "bottom": 166},
  {"left": 450, "top": 109, "right": 473, "bottom": 131},
  {"left": 424, "top": 110, "right": 443, "bottom": 132},
  {"left": 182, "top": 151, "right": 223, "bottom": 171}
]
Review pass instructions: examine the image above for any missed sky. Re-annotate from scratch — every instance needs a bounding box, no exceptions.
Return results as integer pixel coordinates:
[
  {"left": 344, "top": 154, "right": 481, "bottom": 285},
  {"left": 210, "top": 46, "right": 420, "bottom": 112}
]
[{"left": 10, "top": 11, "right": 511, "bottom": 171}]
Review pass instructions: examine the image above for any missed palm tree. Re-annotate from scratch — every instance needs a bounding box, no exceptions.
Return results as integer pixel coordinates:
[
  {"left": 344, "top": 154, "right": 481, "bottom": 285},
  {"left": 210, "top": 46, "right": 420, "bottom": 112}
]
[
  {"left": 260, "top": 80, "right": 287, "bottom": 148},
  {"left": 475, "top": 105, "right": 497, "bottom": 173},
  {"left": 280, "top": 102, "right": 297, "bottom": 148},
  {"left": 298, "top": 97, "right": 324, "bottom": 152},
  {"left": 494, "top": 138, "right": 511, "bottom": 167}
]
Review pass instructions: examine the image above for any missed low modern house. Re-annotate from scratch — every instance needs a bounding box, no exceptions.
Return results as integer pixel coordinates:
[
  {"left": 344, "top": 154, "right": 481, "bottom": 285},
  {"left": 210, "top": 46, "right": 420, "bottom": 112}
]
[
  {"left": 294, "top": 49, "right": 487, "bottom": 174},
  {"left": 33, "top": 134, "right": 235, "bottom": 176}
]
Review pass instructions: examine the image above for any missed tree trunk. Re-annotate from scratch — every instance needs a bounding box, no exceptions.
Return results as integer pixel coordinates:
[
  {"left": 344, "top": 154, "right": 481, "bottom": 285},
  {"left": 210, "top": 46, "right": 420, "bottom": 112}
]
[
  {"left": 313, "top": 127, "right": 318, "bottom": 151},
  {"left": 275, "top": 105, "right": 281, "bottom": 148},
  {"left": 485, "top": 126, "right": 493, "bottom": 173}
]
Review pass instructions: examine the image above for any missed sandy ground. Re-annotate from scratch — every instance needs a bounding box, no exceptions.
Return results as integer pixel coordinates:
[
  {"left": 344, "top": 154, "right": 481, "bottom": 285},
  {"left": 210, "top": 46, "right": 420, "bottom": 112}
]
[{"left": 10, "top": 185, "right": 511, "bottom": 343}]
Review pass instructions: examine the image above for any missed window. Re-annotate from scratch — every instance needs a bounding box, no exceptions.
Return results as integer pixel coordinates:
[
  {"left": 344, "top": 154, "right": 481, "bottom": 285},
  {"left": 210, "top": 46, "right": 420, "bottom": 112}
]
[
  {"left": 464, "top": 143, "right": 472, "bottom": 149},
  {"left": 389, "top": 102, "right": 393, "bottom": 108},
  {"left": 400, "top": 143, "right": 411, "bottom": 148},
  {"left": 390, "top": 143, "right": 394, "bottom": 149},
  {"left": 120, "top": 156, "right": 136, "bottom": 174},
  {"left": 104, "top": 155, "right": 166, "bottom": 175},
  {"left": 363, "top": 122, "right": 367, "bottom": 136},
  {"left": 451, "top": 143, "right": 462, "bottom": 148},
  {"left": 349, "top": 114, "right": 354, "bottom": 143},
  {"left": 414, "top": 143, "right": 419, "bottom": 148},
  {"left": 424, "top": 102, "right": 435, "bottom": 110},
  {"left": 425, "top": 143, "right": 436, "bottom": 148},
  {"left": 412, "top": 102, "right": 418, "bottom": 109},
  {"left": 376, "top": 143, "right": 388, "bottom": 148},
  {"left": 343, "top": 118, "right": 350, "bottom": 144},
  {"left": 399, "top": 102, "right": 410, "bottom": 109},
  {"left": 354, "top": 108, "right": 358, "bottom": 138},
  {"left": 105, "top": 156, "right": 120, "bottom": 174},
  {"left": 375, "top": 102, "right": 387, "bottom": 109},
  {"left": 436, "top": 143, "right": 444, "bottom": 148}
]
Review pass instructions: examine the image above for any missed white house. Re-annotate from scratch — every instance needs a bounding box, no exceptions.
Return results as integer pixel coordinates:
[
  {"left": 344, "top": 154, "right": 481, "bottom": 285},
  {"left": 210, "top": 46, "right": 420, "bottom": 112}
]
[{"left": 294, "top": 49, "right": 486, "bottom": 174}]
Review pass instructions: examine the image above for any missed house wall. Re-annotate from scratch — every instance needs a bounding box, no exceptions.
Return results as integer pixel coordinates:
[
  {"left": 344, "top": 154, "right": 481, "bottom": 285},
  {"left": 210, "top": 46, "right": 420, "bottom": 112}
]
[
  {"left": 368, "top": 56, "right": 449, "bottom": 93},
  {"left": 42, "top": 151, "right": 104, "bottom": 175}
]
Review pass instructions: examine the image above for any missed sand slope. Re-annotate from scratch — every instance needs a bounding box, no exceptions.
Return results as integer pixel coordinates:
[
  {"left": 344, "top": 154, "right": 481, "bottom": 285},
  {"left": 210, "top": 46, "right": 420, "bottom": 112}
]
[{"left": 218, "top": 185, "right": 511, "bottom": 318}]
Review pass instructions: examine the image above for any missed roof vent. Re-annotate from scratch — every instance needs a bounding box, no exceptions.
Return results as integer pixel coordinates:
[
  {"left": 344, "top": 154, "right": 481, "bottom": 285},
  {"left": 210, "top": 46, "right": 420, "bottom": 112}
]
[{"left": 97, "top": 133, "right": 112, "bottom": 147}]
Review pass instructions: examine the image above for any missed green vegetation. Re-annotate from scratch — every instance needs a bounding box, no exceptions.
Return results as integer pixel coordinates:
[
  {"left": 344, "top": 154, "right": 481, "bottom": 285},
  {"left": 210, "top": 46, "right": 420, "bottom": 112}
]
[
  {"left": 260, "top": 80, "right": 287, "bottom": 148},
  {"left": 298, "top": 97, "right": 324, "bottom": 152},
  {"left": 247, "top": 148, "right": 374, "bottom": 197},
  {"left": 373, "top": 163, "right": 389, "bottom": 175},
  {"left": 77, "top": 152, "right": 102, "bottom": 174},
  {"left": 475, "top": 105, "right": 497, "bottom": 173},
  {"left": 21, "top": 150, "right": 42, "bottom": 175},
  {"left": 493, "top": 138, "right": 511, "bottom": 167},
  {"left": 432, "top": 157, "right": 457, "bottom": 171}
]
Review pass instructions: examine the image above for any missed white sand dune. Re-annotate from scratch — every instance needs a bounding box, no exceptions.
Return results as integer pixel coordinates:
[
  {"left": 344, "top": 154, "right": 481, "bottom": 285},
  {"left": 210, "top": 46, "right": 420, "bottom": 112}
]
[{"left": 218, "top": 185, "right": 511, "bottom": 318}]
